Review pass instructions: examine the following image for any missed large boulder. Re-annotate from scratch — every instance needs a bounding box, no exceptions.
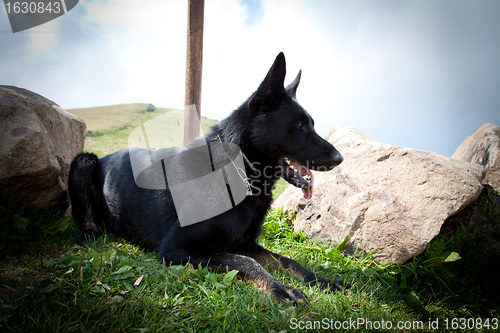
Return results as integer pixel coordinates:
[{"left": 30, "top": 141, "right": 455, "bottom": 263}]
[
  {"left": 0, "top": 86, "right": 86, "bottom": 213},
  {"left": 274, "top": 127, "right": 484, "bottom": 264},
  {"left": 452, "top": 123, "right": 500, "bottom": 191}
]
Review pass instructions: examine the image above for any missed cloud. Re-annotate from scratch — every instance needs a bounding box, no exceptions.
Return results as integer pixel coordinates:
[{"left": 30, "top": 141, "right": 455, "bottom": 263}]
[
  {"left": 299, "top": 0, "right": 500, "bottom": 155},
  {"left": 85, "top": 0, "right": 186, "bottom": 33},
  {"left": 69, "top": 0, "right": 188, "bottom": 109},
  {"left": 1, "top": 0, "right": 189, "bottom": 109},
  {"left": 28, "top": 19, "right": 58, "bottom": 51},
  {"left": 202, "top": 0, "right": 336, "bottom": 122}
]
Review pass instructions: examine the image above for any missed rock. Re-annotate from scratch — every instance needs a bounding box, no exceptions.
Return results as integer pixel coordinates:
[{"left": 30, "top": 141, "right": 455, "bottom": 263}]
[
  {"left": 274, "top": 127, "right": 484, "bottom": 264},
  {"left": 0, "top": 86, "right": 86, "bottom": 213},
  {"left": 452, "top": 123, "right": 500, "bottom": 191}
]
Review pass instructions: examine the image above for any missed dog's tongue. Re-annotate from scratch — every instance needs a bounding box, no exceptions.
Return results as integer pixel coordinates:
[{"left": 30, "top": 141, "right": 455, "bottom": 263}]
[
  {"left": 303, "top": 183, "right": 313, "bottom": 199},
  {"left": 289, "top": 160, "right": 314, "bottom": 200},
  {"left": 302, "top": 172, "right": 314, "bottom": 199}
]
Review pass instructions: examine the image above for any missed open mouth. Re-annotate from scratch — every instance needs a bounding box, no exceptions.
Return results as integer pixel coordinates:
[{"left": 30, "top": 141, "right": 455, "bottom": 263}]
[{"left": 280, "top": 157, "right": 314, "bottom": 200}]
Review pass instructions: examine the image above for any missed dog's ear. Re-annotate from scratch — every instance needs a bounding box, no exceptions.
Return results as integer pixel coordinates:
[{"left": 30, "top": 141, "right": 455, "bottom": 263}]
[
  {"left": 285, "top": 70, "right": 301, "bottom": 98},
  {"left": 249, "top": 52, "right": 287, "bottom": 111}
]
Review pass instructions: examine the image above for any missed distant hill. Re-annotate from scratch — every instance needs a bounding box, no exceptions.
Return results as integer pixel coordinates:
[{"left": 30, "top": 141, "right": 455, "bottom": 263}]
[{"left": 68, "top": 103, "right": 219, "bottom": 157}]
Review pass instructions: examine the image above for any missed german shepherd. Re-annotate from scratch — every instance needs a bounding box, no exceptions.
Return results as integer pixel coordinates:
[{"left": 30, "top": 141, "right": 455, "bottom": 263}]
[{"left": 69, "top": 52, "right": 345, "bottom": 303}]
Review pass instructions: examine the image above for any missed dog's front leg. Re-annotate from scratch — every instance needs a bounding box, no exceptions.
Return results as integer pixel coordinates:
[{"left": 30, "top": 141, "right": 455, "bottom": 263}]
[
  {"left": 207, "top": 252, "right": 309, "bottom": 304},
  {"left": 242, "top": 244, "right": 347, "bottom": 292}
]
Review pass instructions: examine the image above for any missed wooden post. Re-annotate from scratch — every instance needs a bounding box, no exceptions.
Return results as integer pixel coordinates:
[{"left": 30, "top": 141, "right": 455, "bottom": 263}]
[{"left": 184, "top": 0, "right": 204, "bottom": 146}]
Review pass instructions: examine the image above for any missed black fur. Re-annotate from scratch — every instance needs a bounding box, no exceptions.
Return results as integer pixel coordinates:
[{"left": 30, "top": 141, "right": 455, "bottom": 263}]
[{"left": 69, "top": 53, "right": 346, "bottom": 303}]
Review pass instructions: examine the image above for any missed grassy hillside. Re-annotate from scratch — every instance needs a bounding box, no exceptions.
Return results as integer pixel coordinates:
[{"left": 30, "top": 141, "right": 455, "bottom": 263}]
[{"left": 69, "top": 103, "right": 219, "bottom": 157}]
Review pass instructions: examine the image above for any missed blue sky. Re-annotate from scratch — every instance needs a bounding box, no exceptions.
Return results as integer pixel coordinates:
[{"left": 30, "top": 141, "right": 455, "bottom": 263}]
[{"left": 1, "top": 0, "right": 499, "bottom": 156}]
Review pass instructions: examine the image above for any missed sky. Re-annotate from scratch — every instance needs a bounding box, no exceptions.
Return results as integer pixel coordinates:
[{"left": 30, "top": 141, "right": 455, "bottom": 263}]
[{"left": 1, "top": 0, "right": 499, "bottom": 157}]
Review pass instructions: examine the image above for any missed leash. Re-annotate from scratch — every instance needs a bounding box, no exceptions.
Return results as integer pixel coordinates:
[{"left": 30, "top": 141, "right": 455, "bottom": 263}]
[
  {"left": 241, "top": 150, "right": 259, "bottom": 174},
  {"left": 216, "top": 134, "right": 259, "bottom": 196}
]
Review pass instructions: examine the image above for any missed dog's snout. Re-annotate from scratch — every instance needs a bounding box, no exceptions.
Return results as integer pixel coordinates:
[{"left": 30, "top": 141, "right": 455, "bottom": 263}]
[
  {"left": 310, "top": 147, "right": 343, "bottom": 171},
  {"left": 332, "top": 150, "right": 343, "bottom": 166}
]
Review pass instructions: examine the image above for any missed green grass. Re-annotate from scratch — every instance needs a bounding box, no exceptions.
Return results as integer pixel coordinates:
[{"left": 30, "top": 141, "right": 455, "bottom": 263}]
[
  {"left": 1, "top": 204, "right": 499, "bottom": 332},
  {"left": 0, "top": 207, "right": 408, "bottom": 332},
  {"left": 273, "top": 178, "right": 289, "bottom": 199}
]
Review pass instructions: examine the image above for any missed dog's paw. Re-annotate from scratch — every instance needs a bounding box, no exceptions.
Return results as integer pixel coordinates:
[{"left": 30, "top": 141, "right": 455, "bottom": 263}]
[
  {"left": 308, "top": 276, "right": 351, "bottom": 292},
  {"left": 268, "top": 282, "right": 309, "bottom": 304}
]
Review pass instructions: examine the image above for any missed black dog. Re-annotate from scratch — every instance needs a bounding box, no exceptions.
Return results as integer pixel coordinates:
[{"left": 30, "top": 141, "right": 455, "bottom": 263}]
[{"left": 69, "top": 52, "right": 345, "bottom": 303}]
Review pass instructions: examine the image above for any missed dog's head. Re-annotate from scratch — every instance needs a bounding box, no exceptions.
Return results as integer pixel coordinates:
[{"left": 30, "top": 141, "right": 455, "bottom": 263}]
[{"left": 247, "top": 52, "right": 343, "bottom": 199}]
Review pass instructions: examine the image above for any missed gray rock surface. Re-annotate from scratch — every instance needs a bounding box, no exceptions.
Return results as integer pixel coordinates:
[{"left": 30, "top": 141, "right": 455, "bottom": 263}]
[
  {"left": 0, "top": 86, "right": 86, "bottom": 212},
  {"left": 452, "top": 123, "right": 500, "bottom": 191},
  {"left": 274, "top": 127, "right": 484, "bottom": 264}
]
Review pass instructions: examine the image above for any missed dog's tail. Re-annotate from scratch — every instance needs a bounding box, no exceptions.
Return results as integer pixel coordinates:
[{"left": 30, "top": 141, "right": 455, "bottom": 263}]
[{"left": 68, "top": 153, "right": 109, "bottom": 245}]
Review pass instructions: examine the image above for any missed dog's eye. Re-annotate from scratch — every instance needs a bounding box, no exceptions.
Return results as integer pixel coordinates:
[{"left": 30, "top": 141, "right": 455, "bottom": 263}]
[{"left": 296, "top": 121, "right": 304, "bottom": 129}]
